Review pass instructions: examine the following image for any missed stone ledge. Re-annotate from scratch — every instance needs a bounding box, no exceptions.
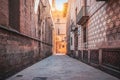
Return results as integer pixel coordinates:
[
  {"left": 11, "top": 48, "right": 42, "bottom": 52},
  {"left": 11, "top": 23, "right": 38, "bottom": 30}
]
[{"left": 0, "top": 25, "right": 52, "bottom": 46}]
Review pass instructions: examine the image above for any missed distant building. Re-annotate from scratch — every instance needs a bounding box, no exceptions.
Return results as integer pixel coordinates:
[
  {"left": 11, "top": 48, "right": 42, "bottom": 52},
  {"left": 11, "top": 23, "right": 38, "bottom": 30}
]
[
  {"left": 52, "top": 0, "right": 68, "bottom": 54},
  {"left": 52, "top": 0, "right": 56, "bottom": 9},
  {"left": 63, "top": 2, "right": 68, "bottom": 17}
]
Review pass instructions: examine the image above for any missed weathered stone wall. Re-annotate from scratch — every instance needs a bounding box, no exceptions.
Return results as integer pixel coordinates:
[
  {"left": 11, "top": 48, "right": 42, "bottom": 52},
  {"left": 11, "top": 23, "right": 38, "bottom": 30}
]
[
  {"left": 66, "top": 0, "right": 120, "bottom": 78},
  {"left": 87, "top": 0, "right": 120, "bottom": 49},
  {"left": 0, "top": 27, "right": 39, "bottom": 78},
  {"left": 0, "top": 0, "right": 53, "bottom": 79}
]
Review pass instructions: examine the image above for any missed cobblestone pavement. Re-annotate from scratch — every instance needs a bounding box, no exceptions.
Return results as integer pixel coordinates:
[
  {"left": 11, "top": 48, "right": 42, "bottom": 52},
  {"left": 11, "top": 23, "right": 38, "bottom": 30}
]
[{"left": 7, "top": 55, "right": 119, "bottom": 80}]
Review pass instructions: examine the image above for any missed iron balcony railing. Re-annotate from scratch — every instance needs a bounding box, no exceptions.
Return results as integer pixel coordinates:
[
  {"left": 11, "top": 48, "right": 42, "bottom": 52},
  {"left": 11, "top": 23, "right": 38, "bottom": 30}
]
[{"left": 76, "top": 6, "right": 89, "bottom": 25}]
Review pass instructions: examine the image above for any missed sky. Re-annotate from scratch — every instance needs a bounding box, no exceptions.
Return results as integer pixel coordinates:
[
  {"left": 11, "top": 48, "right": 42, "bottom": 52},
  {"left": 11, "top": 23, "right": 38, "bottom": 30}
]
[
  {"left": 56, "top": 0, "right": 68, "bottom": 10},
  {"left": 49, "top": 0, "right": 68, "bottom": 10}
]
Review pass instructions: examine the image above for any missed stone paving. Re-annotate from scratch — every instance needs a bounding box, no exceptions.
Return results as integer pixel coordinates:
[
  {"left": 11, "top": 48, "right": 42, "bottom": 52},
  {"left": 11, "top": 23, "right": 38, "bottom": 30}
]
[{"left": 7, "top": 55, "right": 119, "bottom": 80}]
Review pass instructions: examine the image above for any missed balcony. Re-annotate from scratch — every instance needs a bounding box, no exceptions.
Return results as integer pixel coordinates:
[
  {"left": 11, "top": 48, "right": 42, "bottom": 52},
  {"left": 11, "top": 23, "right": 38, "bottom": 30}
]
[
  {"left": 71, "top": 23, "right": 76, "bottom": 31},
  {"left": 76, "top": 6, "right": 89, "bottom": 25}
]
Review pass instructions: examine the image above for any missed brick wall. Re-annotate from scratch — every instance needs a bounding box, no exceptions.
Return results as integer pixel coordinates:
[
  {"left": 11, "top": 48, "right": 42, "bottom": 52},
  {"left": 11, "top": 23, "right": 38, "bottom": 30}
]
[{"left": 0, "top": 0, "right": 53, "bottom": 79}]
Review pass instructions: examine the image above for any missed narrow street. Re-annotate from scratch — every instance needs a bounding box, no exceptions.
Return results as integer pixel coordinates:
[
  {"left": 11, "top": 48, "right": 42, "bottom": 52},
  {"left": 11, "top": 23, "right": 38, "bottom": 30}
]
[
  {"left": 7, "top": 55, "right": 119, "bottom": 80},
  {"left": 0, "top": 0, "right": 120, "bottom": 80}
]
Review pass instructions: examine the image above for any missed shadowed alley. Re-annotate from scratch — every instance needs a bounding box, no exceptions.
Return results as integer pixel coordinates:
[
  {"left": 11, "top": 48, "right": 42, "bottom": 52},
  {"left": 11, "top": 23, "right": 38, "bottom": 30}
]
[
  {"left": 0, "top": 0, "right": 120, "bottom": 80},
  {"left": 7, "top": 55, "right": 119, "bottom": 80}
]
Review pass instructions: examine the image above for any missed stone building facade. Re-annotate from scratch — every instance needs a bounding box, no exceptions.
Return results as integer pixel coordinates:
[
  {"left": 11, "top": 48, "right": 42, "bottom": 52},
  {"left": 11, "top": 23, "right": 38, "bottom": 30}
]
[
  {"left": 66, "top": 0, "right": 120, "bottom": 78},
  {"left": 52, "top": 10, "right": 67, "bottom": 54},
  {"left": 0, "top": 0, "right": 53, "bottom": 79},
  {"left": 52, "top": 1, "right": 67, "bottom": 54}
]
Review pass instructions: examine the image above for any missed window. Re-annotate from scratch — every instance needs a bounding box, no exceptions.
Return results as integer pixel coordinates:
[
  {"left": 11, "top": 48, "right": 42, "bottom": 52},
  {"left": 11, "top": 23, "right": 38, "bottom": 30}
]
[
  {"left": 58, "top": 28, "right": 60, "bottom": 35},
  {"left": 57, "top": 18, "right": 60, "bottom": 22},
  {"left": 75, "top": 8, "right": 77, "bottom": 17},
  {"left": 75, "top": 8, "right": 77, "bottom": 22},
  {"left": 38, "top": 5, "right": 41, "bottom": 24},
  {"left": 78, "top": 27, "right": 81, "bottom": 35},
  {"left": 83, "top": 27, "right": 87, "bottom": 42},
  {"left": 62, "top": 45, "right": 64, "bottom": 48},
  {"left": 9, "top": 0, "right": 20, "bottom": 31},
  {"left": 71, "top": 37, "right": 72, "bottom": 45}
]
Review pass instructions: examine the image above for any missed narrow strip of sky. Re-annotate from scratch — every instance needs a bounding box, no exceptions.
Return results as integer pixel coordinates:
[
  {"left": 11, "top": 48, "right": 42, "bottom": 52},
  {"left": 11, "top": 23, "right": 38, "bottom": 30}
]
[
  {"left": 56, "top": 0, "right": 68, "bottom": 10},
  {"left": 49, "top": 0, "right": 68, "bottom": 10}
]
